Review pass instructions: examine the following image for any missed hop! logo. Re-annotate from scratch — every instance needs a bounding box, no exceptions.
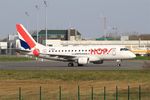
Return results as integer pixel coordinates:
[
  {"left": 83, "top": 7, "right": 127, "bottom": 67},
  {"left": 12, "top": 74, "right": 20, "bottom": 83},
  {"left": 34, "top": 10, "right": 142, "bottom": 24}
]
[{"left": 90, "top": 48, "right": 112, "bottom": 55}]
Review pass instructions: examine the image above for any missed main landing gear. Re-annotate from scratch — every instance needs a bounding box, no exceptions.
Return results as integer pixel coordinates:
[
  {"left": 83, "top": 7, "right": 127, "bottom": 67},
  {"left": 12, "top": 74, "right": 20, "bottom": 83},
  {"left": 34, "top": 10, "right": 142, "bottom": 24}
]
[
  {"left": 68, "top": 62, "right": 74, "bottom": 67},
  {"left": 68, "top": 63, "right": 84, "bottom": 67}
]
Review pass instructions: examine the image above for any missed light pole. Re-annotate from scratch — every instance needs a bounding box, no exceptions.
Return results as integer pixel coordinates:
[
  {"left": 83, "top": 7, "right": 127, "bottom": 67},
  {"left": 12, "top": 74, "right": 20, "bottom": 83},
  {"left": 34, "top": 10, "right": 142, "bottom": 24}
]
[
  {"left": 43, "top": 0, "right": 48, "bottom": 46},
  {"left": 103, "top": 16, "right": 107, "bottom": 40},
  {"left": 35, "top": 5, "right": 39, "bottom": 43},
  {"left": 25, "top": 11, "right": 29, "bottom": 30}
]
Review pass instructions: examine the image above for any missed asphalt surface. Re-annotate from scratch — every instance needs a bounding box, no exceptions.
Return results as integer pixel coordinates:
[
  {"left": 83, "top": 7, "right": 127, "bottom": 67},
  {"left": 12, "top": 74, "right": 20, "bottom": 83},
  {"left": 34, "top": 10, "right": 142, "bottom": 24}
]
[{"left": 0, "top": 60, "right": 149, "bottom": 70}]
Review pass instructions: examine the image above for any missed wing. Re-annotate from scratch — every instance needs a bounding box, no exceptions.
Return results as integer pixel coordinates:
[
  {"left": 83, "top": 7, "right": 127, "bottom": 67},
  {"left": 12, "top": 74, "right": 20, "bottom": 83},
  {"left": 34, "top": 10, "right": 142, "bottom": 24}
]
[{"left": 39, "top": 53, "right": 77, "bottom": 61}]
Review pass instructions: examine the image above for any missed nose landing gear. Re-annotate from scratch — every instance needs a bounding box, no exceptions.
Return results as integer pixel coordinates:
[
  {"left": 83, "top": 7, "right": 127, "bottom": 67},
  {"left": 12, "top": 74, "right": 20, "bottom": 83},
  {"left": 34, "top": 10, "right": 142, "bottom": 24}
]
[{"left": 116, "top": 60, "right": 122, "bottom": 67}]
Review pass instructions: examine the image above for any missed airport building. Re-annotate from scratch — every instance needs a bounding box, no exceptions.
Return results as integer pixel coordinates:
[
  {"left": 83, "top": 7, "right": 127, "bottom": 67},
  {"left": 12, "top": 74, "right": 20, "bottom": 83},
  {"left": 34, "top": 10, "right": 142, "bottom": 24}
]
[
  {"left": 0, "top": 42, "right": 7, "bottom": 54},
  {"left": 0, "top": 34, "right": 18, "bottom": 55},
  {"left": 32, "top": 28, "right": 82, "bottom": 44}
]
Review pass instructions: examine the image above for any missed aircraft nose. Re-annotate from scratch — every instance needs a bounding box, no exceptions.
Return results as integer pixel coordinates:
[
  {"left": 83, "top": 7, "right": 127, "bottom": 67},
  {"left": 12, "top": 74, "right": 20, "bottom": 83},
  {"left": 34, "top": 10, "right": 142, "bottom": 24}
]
[{"left": 131, "top": 53, "right": 136, "bottom": 58}]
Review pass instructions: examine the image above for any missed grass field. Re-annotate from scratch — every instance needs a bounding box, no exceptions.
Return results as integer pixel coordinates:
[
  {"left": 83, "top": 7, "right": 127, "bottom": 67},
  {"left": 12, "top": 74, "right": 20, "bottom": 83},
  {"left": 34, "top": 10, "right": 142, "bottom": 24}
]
[
  {"left": 0, "top": 70, "right": 149, "bottom": 100},
  {"left": 0, "top": 55, "right": 34, "bottom": 62},
  {"left": 0, "top": 70, "right": 149, "bottom": 81},
  {"left": 134, "top": 56, "right": 150, "bottom": 60}
]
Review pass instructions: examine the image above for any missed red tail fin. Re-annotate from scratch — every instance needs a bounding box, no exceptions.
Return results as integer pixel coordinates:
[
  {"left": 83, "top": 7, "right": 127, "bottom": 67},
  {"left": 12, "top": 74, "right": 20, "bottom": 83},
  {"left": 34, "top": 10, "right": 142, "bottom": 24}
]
[{"left": 16, "top": 24, "right": 36, "bottom": 49}]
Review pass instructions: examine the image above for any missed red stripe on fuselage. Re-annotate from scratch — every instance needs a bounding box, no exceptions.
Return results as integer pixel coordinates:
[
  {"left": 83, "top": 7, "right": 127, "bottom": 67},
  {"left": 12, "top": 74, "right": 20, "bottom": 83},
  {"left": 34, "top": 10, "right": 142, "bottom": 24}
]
[{"left": 16, "top": 24, "right": 35, "bottom": 49}]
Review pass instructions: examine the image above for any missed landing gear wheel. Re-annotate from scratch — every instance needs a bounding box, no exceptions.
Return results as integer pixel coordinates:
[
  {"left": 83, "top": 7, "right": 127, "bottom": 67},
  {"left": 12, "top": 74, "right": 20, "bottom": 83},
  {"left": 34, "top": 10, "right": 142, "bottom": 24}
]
[
  {"left": 117, "top": 63, "right": 121, "bottom": 67},
  {"left": 68, "top": 63, "right": 74, "bottom": 67}
]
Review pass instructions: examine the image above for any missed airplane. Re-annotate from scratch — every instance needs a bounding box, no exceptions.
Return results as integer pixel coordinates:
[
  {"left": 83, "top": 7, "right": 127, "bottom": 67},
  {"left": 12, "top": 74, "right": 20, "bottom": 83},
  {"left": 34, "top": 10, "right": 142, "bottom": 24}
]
[
  {"left": 131, "top": 47, "right": 150, "bottom": 56},
  {"left": 16, "top": 24, "right": 136, "bottom": 67}
]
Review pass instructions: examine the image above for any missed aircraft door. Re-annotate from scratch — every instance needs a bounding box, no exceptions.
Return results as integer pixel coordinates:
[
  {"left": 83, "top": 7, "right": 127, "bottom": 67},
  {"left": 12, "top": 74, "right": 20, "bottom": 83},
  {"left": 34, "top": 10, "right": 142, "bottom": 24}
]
[{"left": 111, "top": 48, "right": 116, "bottom": 56}]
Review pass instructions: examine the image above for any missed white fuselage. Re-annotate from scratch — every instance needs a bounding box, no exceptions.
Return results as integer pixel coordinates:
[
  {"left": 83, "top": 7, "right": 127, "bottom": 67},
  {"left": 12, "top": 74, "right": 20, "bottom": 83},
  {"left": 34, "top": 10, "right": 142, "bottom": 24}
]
[{"left": 36, "top": 44, "right": 136, "bottom": 62}]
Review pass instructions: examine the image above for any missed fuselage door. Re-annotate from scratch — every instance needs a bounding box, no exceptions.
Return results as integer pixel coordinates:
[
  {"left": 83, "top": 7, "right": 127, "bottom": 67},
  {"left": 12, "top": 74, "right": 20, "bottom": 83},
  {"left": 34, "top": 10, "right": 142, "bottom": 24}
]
[{"left": 111, "top": 48, "right": 116, "bottom": 56}]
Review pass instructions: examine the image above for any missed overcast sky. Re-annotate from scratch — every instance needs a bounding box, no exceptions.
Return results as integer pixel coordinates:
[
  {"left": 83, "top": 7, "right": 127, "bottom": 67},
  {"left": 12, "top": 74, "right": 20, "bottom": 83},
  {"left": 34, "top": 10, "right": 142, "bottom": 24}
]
[{"left": 0, "top": 0, "right": 150, "bottom": 39}]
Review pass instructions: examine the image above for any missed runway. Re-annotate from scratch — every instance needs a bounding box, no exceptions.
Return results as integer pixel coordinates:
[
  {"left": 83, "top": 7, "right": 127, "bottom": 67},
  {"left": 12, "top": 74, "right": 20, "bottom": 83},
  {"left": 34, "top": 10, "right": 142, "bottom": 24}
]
[{"left": 0, "top": 60, "right": 149, "bottom": 70}]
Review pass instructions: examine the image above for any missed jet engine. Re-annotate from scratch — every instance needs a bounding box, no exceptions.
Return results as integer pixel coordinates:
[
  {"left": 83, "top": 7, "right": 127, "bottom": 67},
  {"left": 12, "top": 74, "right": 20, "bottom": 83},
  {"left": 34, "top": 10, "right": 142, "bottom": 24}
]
[{"left": 78, "top": 57, "right": 89, "bottom": 64}]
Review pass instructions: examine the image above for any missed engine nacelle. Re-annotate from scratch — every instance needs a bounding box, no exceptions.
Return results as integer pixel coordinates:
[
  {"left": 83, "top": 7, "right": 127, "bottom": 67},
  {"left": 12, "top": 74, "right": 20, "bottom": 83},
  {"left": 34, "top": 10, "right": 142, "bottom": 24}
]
[
  {"left": 93, "top": 60, "right": 103, "bottom": 64},
  {"left": 78, "top": 57, "right": 89, "bottom": 64}
]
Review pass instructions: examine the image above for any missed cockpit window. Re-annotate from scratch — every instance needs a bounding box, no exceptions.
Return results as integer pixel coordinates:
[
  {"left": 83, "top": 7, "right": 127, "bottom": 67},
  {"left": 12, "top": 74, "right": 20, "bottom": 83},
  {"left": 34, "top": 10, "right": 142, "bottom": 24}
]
[{"left": 120, "top": 48, "right": 129, "bottom": 51}]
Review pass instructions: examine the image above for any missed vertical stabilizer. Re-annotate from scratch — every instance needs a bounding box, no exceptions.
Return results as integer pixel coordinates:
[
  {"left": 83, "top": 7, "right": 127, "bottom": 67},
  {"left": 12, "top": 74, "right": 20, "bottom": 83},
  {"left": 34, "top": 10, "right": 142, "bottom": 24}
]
[{"left": 16, "top": 24, "right": 36, "bottom": 49}]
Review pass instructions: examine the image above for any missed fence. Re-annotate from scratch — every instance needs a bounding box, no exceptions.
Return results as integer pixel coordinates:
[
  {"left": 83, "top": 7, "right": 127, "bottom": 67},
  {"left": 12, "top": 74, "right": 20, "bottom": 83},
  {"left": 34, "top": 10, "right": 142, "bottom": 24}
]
[{"left": 13, "top": 85, "right": 150, "bottom": 100}]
